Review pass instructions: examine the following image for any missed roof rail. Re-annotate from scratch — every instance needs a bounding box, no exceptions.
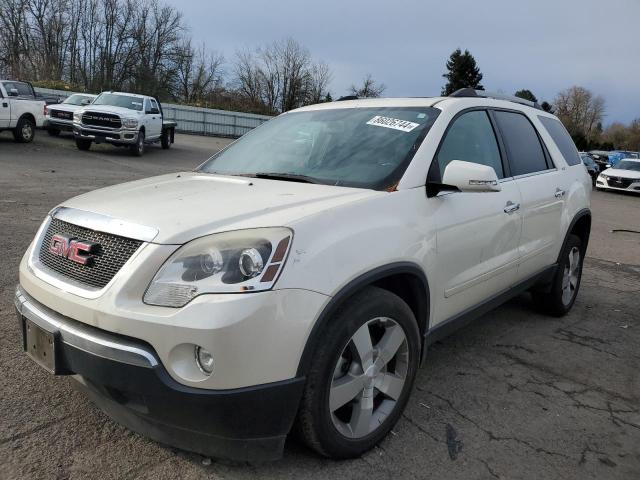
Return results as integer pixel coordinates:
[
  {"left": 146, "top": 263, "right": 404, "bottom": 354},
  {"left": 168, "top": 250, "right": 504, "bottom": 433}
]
[{"left": 449, "top": 88, "right": 542, "bottom": 110}]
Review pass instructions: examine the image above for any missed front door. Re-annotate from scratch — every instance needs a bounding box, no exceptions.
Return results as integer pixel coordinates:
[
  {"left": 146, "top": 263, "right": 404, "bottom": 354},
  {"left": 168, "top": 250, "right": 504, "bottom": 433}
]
[{"left": 429, "top": 110, "right": 523, "bottom": 324}]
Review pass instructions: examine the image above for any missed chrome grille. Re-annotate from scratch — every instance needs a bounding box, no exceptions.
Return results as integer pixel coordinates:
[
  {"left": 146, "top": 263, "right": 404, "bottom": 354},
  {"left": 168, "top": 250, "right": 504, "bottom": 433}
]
[
  {"left": 82, "top": 111, "right": 122, "bottom": 129},
  {"left": 38, "top": 218, "right": 142, "bottom": 289},
  {"left": 50, "top": 109, "right": 73, "bottom": 120}
]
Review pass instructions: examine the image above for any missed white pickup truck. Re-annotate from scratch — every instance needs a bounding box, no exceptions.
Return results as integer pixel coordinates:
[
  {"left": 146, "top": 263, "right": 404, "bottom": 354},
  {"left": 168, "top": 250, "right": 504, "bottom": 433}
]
[
  {"left": 73, "top": 91, "right": 177, "bottom": 156},
  {"left": 0, "top": 80, "right": 46, "bottom": 142}
]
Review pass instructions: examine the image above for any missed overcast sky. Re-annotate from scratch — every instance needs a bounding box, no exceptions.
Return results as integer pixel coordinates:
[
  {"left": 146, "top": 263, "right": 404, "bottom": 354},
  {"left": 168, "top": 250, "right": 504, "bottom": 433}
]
[{"left": 171, "top": 0, "right": 640, "bottom": 125}]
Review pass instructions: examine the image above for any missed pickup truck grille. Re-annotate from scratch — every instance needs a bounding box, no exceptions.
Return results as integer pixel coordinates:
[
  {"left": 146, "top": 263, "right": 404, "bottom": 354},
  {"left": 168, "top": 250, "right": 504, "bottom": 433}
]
[
  {"left": 38, "top": 218, "right": 143, "bottom": 289},
  {"left": 49, "top": 109, "right": 73, "bottom": 120},
  {"left": 82, "top": 111, "right": 122, "bottom": 129}
]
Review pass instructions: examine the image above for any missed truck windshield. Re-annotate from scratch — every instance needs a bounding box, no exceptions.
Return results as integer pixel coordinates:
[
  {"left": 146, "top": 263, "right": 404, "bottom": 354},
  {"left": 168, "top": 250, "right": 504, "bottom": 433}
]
[
  {"left": 63, "top": 94, "right": 94, "bottom": 106},
  {"left": 92, "top": 93, "right": 143, "bottom": 111},
  {"left": 198, "top": 107, "right": 440, "bottom": 190}
]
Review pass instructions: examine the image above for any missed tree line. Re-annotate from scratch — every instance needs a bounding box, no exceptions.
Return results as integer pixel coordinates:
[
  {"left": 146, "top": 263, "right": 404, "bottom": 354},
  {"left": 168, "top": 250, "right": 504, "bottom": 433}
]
[{"left": 0, "top": 0, "right": 636, "bottom": 147}]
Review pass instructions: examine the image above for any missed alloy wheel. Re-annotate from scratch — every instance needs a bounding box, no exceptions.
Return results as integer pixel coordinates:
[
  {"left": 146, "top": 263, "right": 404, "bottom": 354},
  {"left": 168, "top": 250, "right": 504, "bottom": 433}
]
[
  {"left": 22, "top": 123, "right": 33, "bottom": 140},
  {"left": 562, "top": 246, "right": 580, "bottom": 305},
  {"left": 329, "top": 317, "right": 409, "bottom": 439}
]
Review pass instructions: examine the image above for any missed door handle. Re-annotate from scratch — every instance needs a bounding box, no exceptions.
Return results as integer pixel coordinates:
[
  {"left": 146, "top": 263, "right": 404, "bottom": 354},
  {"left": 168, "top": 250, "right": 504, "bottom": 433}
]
[
  {"left": 555, "top": 188, "right": 565, "bottom": 198},
  {"left": 504, "top": 201, "right": 520, "bottom": 214}
]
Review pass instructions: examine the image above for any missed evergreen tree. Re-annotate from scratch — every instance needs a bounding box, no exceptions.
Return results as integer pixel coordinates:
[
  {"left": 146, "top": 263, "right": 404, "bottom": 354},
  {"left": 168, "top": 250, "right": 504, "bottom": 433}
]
[
  {"left": 541, "top": 101, "right": 554, "bottom": 114},
  {"left": 441, "top": 49, "right": 484, "bottom": 96},
  {"left": 514, "top": 89, "right": 538, "bottom": 103}
]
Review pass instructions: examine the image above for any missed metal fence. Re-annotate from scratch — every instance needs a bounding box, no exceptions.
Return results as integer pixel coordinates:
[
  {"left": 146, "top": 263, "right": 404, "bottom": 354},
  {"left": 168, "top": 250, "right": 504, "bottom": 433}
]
[{"left": 34, "top": 87, "right": 272, "bottom": 138}]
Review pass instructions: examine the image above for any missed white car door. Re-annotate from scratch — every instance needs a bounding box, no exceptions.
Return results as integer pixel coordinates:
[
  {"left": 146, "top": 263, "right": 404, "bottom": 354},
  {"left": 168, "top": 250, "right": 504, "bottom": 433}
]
[
  {"left": 429, "top": 110, "right": 523, "bottom": 324},
  {"left": 0, "top": 87, "right": 10, "bottom": 128},
  {"left": 146, "top": 98, "right": 162, "bottom": 139},
  {"left": 492, "top": 110, "right": 567, "bottom": 280}
]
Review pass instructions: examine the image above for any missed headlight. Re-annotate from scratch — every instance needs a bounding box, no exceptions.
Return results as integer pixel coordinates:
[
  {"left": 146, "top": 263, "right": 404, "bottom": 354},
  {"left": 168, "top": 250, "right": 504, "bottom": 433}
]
[
  {"left": 73, "top": 111, "right": 81, "bottom": 123},
  {"left": 144, "top": 228, "right": 293, "bottom": 307},
  {"left": 123, "top": 118, "right": 138, "bottom": 128}
]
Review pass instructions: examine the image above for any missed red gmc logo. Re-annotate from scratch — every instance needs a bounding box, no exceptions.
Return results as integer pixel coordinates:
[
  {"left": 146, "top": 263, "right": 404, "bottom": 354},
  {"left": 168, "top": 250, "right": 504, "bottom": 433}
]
[{"left": 49, "top": 234, "right": 99, "bottom": 266}]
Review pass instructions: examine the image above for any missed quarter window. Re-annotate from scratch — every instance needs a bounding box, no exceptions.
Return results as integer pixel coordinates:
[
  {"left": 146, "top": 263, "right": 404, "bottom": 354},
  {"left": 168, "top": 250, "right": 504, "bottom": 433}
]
[
  {"left": 494, "top": 111, "right": 548, "bottom": 176},
  {"left": 538, "top": 116, "right": 581, "bottom": 166},
  {"left": 436, "top": 110, "right": 504, "bottom": 179}
]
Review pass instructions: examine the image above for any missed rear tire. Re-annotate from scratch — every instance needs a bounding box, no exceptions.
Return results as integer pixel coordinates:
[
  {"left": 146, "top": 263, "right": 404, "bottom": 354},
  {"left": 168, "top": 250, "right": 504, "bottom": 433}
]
[
  {"left": 532, "top": 234, "right": 583, "bottom": 316},
  {"left": 75, "top": 138, "right": 92, "bottom": 151},
  {"left": 297, "top": 286, "right": 420, "bottom": 459},
  {"left": 130, "top": 130, "right": 145, "bottom": 156},
  {"left": 47, "top": 128, "right": 61, "bottom": 137},
  {"left": 13, "top": 117, "right": 35, "bottom": 143},
  {"left": 161, "top": 129, "right": 171, "bottom": 149}
]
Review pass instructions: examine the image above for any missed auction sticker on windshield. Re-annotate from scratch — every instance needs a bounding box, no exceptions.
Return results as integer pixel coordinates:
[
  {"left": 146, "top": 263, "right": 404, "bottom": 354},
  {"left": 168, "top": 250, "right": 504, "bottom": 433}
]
[{"left": 366, "top": 116, "right": 420, "bottom": 132}]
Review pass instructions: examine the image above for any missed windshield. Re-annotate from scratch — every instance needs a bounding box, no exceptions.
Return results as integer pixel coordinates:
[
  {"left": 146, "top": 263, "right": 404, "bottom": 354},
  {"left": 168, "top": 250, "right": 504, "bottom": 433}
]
[
  {"left": 198, "top": 107, "right": 440, "bottom": 189},
  {"left": 93, "top": 93, "right": 143, "bottom": 111},
  {"left": 63, "top": 94, "right": 94, "bottom": 106},
  {"left": 616, "top": 160, "right": 640, "bottom": 172}
]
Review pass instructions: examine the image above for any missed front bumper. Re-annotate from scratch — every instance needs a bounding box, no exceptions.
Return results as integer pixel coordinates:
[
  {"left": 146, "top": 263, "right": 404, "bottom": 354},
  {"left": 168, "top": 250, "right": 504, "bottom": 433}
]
[
  {"left": 14, "top": 285, "right": 305, "bottom": 461},
  {"left": 44, "top": 118, "right": 74, "bottom": 131},
  {"left": 596, "top": 176, "right": 640, "bottom": 193},
  {"left": 73, "top": 124, "right": 139, "bottom": 144}
]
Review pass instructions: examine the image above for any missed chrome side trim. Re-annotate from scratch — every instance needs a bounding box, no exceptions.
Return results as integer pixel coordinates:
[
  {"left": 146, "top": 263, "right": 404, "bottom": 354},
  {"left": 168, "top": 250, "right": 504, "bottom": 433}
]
[
  {"left": 512, "top": 168, "right": 557, "bottom": 180},
  {"left": 53, "top": 207, "right": 158, "bottom": 243},
  {"left": 15, "top": 285, "right": 158, "bottom": 368}
]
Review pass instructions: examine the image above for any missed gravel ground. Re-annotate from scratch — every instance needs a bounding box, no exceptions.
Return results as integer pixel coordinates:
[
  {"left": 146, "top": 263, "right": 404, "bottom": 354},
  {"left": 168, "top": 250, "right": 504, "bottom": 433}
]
[{"left": 1, "top": 130, "right": 639, "bottom": 480}]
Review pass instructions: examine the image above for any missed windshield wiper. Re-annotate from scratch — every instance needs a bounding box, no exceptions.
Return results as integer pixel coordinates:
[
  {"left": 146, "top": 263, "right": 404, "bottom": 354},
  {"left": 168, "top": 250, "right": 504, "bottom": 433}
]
[{"left": 252, "top": 172, "right": 320, "bottom": 184}]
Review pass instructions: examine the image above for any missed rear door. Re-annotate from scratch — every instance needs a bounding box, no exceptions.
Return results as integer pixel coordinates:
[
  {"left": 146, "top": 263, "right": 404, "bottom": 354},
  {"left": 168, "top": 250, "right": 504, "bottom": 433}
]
[
  {"left": 146, "top": 98, "right": 162, "bottom": 139},
  {"left": 430, "top": 109, "right": 523, "bottom": 324},
  {"left": 492, "top": 110, "right": 566, "bottom": 279}
]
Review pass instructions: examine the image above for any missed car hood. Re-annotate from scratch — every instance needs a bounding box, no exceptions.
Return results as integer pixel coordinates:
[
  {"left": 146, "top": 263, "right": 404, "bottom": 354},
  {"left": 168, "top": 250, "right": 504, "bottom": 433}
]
[
  {"left": 49, "top": 103, "right": 84, "bottom": 113},
  {"left": 59, "top": 172, "right": 379, "bottom": 244},
  {"left": 602, "top": 168, "right": 640, "bottom": 179},
  {"left": 79, "top": 105, "right": 143, "bottom": 117}
]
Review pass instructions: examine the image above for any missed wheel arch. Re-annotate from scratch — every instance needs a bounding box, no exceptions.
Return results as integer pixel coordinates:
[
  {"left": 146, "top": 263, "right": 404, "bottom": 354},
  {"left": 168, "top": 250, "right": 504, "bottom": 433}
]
[
  {"left": 559, "top": 208, "right": 592, "bottom": 261},
  {"left": 296, "top": 262, "right": 431, "bottom": 377},
  {"left": 18, "top": 112, "right": 36, "bottom": 125}
]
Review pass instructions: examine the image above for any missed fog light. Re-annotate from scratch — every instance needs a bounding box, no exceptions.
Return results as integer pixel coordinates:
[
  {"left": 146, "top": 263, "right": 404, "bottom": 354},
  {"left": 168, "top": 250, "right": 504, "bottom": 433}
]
[{"left": 195, "top": 346, "right": 214, "bottom": 375}]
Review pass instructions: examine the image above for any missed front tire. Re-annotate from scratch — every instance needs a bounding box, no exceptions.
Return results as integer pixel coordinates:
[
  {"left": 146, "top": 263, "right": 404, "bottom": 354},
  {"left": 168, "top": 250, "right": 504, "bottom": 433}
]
[
  {"left": 532, "top": 234, "right": 583, "bottom": 316},
  {"left": 13, "top": 117, "right": 35, "bottom": 143},
  {"left": 130, "top": 130, "right": 145, "bottom": 156},
  {"left": 75, "top": 138, "right": 92, "bottom": 151},
  {"left": 297, "top": 286, "right": 420, "bottom": 458}
]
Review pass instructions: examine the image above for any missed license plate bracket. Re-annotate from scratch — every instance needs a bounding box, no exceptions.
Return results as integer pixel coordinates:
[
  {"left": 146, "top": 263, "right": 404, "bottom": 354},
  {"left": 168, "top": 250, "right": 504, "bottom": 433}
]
[{"left": 24, "top": 318, "right": 58, "bottom": 374}]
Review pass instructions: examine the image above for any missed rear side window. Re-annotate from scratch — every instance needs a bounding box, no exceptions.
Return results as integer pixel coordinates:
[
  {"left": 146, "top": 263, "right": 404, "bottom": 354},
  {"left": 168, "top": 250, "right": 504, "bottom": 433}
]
[
  {"left": 538, "top": 116, "right": 581, "bottom": 166},
  {"left": 494, "top": 111, "right": 548, "bottom": 176},
  {"left": 436, "top": 110, "right": 504, "bottom": 178}
]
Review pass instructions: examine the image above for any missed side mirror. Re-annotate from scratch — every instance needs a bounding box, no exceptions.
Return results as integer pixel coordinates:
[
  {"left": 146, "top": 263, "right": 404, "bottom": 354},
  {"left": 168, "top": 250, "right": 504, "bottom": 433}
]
[
  {"left": 442, "top": 160, "right": 501, "bottom": 193},
  {"left": 81, "top": 98, "right": 92, "bottom": 105}
]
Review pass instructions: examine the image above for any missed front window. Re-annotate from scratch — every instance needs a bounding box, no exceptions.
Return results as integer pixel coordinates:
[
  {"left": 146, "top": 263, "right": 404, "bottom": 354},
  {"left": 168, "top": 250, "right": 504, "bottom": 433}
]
[
  {"left": 2, "top": 81, "right": 31, "bottom": 96},
  {"left": 63, "top": 94, "right": 94, "bottom": 106},
  {"left": 616, "top": 160, "right": 640, "bottom": 172},
  {"left": 198, "top": 107, "right": 439, "bottom": 190},
  {"left": 92, "top": 93, "right": 143, "bottom": 111}
]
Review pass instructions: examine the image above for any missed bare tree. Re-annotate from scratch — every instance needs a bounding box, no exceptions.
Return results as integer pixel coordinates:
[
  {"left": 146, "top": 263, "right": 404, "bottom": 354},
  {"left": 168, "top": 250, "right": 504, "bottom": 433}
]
[
  {"left": 304, "top": 61, "right": 331, "bottom": 104},
  {"left": 175, "top": 39, "right": 223, "bottom": 104},
  {"left": 554, "top": 86, "right": 606, "bottom": 143},
  {"left": 349, "top": 73, "right": 385, "bottom": 98}
]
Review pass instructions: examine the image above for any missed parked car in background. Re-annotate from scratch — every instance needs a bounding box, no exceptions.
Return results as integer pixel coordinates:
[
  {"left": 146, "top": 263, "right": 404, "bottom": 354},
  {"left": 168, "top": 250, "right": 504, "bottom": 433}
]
[
  {"left": 16, "top": 90, "right": 592, "bottom": 462},
  {"left": 0, "top": 80, "right": 46, "bottom": 142},
  {"left": 580, "top": 153, "right": 599, "bottom": 185},
  {"left": 596, "top": 159, "right": 640, "bottom": 193},
  {"left": 72, "top": 91, "right": 177, "bottom": 156},
  {"left": 0, "top": 80, "right": 62, "bottom": 105},
  {"left": 588, "top": 150, "right": 612, "bottom": 171},
  {"left": 44, "top": 93, "right": 97, "bottom": 136}
]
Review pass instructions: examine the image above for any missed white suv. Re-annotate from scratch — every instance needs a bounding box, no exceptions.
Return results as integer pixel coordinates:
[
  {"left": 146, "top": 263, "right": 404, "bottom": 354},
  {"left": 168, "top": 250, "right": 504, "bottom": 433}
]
[{"left": 16, "top": 90, "right": 591, "bottom": 462}]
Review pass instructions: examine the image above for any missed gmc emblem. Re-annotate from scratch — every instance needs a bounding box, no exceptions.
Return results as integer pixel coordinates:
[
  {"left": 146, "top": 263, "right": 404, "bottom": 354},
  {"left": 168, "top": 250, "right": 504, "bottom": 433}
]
[{"left": 49, "top": 234, "right": 99, "bottom": 266}]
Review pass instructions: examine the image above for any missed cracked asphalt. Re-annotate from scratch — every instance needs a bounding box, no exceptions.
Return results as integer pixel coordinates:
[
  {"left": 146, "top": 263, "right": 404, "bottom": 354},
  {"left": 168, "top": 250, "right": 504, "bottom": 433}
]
[{"left": 1, "top": 131, "right": 639, "bottom": 479}]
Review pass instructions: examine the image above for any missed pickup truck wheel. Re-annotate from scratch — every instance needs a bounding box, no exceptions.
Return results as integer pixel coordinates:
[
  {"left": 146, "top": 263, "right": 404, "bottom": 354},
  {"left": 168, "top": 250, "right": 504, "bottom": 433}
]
[
  {"left": 13, "top": 117, "right": 35, "bottom": 143},
  {"left": 532, "top": 234, "right": 583, "bottom": 316},
  {"left": 130, "top": 130, "right": 145, "bottom": 156},
  {"left": 75, "top": 138, "right": 92, "bottom": 151},
  {"left": 297, "top": 286, "right": 420, "bottom": 458},
  {"left": 47, "top": 128, "right": 61, "bottom": 137},
  {"left": 161, "top": 129, "right": 171, "bottom": 149}
]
